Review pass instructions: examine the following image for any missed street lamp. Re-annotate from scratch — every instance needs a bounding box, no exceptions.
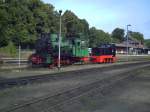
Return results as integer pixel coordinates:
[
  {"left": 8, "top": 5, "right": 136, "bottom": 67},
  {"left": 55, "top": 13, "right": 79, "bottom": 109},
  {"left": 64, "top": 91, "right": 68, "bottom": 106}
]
[
  {"left": 58, "top": 10, "right": 62, "bottom": 70},
  {"left": 126, "top": 24, "right": 131, "bottom": 60},
  {"left": 18, "top": 43, "right": 21, "bottom": 70}
]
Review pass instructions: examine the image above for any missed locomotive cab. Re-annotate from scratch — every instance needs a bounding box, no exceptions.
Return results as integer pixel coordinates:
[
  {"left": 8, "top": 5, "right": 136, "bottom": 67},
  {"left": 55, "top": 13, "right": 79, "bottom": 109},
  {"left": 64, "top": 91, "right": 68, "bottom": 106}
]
[{"left": 91, "top": 44, "right": 116, "bottom": 63}]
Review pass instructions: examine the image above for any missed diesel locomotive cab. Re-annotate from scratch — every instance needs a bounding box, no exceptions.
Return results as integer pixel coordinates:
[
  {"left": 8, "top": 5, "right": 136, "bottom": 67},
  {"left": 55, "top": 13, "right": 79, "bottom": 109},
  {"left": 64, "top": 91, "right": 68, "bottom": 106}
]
[{"left": 91, "top": 44, "right": 116, "bottom": 63}]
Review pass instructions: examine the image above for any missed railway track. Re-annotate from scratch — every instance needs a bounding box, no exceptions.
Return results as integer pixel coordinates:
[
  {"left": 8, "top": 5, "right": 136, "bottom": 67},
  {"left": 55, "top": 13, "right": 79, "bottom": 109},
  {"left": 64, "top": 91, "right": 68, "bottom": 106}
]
[
  {"left": 0, "top": 61, "right": 150, "bottom": 90},
  {"left": 1, "top": 61, "right": 150, "bottom": 112},
  {"left": 1, "top": 55, "right": 150, "bottom": 70}
]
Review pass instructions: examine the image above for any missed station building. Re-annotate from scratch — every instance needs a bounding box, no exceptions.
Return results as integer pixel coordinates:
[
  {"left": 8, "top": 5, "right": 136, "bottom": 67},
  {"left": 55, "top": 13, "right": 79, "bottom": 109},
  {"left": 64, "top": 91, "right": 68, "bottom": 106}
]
[{"left": 115, "top": 38, "right": 150, "bottom": 55}]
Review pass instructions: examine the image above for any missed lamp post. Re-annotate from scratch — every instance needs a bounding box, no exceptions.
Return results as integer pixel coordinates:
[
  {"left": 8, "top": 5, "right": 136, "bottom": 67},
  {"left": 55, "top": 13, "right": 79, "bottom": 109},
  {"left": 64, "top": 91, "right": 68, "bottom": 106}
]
[
  {"left": 126, "top": 24, "right": 131, "bottom": 61},
  {"left": 58, "top": 10, "right": 62, "bottom": 70},
  {"left": 18, "top": 43, "right": 21, "bottom": 70}
]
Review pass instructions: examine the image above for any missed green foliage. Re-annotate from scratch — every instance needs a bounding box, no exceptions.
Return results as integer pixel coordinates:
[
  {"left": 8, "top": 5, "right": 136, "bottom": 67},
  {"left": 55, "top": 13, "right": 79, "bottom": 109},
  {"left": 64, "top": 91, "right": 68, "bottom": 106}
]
[
  {"left": 0, "top": 0, "right": 57, "bottom": 47},
  {"left": 89, "top": 27, "right": 111, "bottom": 47},
  {"left": 145, "top": 39, "right": 150, "bottom": 48},
  {"left": 111, "top": 28, "right": 125, "bottom": 43},
  {"left": 0, "top": 3, "right": 9, "bottom": 47},
  {"left": 63, "top": 10, "right": 89, "bottom": 38},
  {"left": 130, "top": 31, "right": 144, "bottom": 43},
  {"left": 0, "top": 42, "right": 17, "bottom": 57},
  {"left": 0, "top": 0, "right": 146, "bottom": 50}
]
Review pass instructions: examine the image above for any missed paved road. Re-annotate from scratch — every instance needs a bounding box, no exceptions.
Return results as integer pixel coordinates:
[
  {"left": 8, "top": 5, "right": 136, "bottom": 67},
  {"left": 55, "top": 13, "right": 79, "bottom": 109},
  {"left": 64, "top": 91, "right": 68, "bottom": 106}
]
[{"left": 0, "top": 62, "right": 149, "bottom": 112}]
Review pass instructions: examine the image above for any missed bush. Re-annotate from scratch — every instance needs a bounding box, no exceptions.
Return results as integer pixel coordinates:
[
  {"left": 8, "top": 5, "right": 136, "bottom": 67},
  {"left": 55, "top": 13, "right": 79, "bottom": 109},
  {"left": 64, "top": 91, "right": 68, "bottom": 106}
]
[
  {"left": 0, "top": 58, "right": 3, "bottom": 68},
  {"left": 0, "top": 42, "right": 17, "bottom": 57}
]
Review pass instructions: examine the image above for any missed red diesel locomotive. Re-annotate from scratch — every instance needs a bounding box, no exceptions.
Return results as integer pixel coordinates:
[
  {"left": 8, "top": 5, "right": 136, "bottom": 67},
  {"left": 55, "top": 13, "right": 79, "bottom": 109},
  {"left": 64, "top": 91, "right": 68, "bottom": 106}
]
[{"left": 90, "top": 44, "right": 116, "bottom": 63}]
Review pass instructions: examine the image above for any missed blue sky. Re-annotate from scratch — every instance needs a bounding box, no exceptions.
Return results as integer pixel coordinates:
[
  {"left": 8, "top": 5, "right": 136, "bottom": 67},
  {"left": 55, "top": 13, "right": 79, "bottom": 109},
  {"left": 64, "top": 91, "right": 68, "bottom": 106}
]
[{"left": 43, "top": 0, "right": 150, "bottom": 39}]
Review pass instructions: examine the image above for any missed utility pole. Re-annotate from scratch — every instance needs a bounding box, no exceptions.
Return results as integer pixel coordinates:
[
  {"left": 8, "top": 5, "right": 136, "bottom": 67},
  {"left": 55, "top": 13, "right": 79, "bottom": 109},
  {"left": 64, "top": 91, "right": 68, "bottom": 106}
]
[
  {"left": 126, "top": 24, "right": 131, "bottom": 61},
  {"left": 58, "top": 10, "right": 62, "bottom": 70}
]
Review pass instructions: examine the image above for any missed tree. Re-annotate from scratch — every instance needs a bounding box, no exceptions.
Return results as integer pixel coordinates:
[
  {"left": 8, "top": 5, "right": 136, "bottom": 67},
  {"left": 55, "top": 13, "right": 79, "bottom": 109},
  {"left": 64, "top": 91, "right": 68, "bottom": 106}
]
[
  {"left": 62, "top": 10, "right": 89, "bottom": 38},
  {"left": 111, "top": 28, "right": 125, "bottom": 42},
  {"left": 145, "top": 39, "right": 150, "bottom": 48},
  {"left": 0, "top": 14, "right": 9, "bottom": 47},
  {"left": 0, "top": 2, "right": 9, "bottom": 47},
  {"left": 77, "top": 19, "right": 89, "bottom": 37},
  {"left": 89, "top": 27, "right": 111, "bottom": 47},
  {"left": 129, "top": 31, "right": 144, "bottom": 43},
  {"left": 0, "top": 0, "right": 57, "bottom": 47}
]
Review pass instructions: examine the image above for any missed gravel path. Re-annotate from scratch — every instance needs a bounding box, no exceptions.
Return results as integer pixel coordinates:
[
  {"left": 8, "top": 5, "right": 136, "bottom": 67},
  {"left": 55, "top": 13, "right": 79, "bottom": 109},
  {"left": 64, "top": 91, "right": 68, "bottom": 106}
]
[
  {"left": 0, "top": 61, "right": 149, "bottom": 79},
  {"left": 52, "top": 67, "right": 150, "bottom": 112},
  {"left": 0, "top": 62, "right": 149, "bottom": 112}
]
